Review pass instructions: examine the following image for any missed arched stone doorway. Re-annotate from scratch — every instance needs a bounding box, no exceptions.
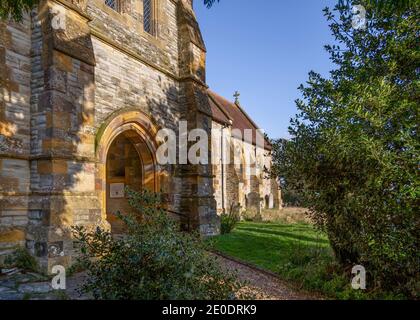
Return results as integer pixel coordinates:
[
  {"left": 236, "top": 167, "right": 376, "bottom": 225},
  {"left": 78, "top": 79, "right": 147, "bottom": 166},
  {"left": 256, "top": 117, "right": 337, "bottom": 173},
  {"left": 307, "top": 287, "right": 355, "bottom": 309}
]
[
  {"left": 96, "top": 111, "right": 160, "bottom": 236},
  {"left": 106, "top": 131, "right": 143, "bottom": 235}
]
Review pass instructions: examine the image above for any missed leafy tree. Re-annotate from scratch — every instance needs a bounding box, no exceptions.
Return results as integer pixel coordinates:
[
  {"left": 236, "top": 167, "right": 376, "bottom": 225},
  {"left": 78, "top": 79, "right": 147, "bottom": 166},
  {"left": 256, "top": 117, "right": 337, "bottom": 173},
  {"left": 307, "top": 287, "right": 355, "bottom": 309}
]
[
  {"left": 272, "top": 0, "right": 419, "bottom": 297},
  {"left": 204, "top": 0, "right": 219, "bottom": 8},
  {"left": 270, "top": 139, "right": 305, "bottom": 207}
]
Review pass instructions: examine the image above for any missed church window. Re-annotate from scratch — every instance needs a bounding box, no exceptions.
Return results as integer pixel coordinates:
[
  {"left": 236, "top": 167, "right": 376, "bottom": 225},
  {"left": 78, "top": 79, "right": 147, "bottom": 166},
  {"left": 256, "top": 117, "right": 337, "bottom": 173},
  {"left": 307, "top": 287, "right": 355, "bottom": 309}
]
[
  {"left": 143, "top": 0, "right": 156, "bottom": 35},
  {"left": 105, "top": 0, "right": 122, "bottom": 13}
]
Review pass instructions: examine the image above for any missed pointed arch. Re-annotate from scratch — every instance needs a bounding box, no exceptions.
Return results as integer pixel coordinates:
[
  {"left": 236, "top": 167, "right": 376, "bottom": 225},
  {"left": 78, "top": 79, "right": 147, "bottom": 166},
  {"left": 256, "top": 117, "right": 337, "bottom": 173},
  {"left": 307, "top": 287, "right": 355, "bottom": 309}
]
[{"left": 96, "top": 111, "right": 162, "bottom": 225}]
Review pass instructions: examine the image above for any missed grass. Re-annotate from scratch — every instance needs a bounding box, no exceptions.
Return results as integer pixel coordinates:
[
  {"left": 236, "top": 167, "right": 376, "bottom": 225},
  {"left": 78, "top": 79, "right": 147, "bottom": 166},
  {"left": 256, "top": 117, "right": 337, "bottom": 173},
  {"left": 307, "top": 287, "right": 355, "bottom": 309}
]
[
  {"left": 210, "top": 221, "right": 402, "bottom": 300},
  {"left": 212, "top": 222, "right": 330, "bottom": 273}
]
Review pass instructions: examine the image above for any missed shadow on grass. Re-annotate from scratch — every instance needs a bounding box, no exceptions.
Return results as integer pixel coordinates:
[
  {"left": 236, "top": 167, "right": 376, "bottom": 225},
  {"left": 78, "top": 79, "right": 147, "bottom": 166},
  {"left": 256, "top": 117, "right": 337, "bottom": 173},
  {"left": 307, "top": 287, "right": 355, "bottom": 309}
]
[
  {"left": 238, "top": 222, "right": 322, "bottom": 233},
  {"left": 237, "top": 226, "right": 329, "bottom": 246}
]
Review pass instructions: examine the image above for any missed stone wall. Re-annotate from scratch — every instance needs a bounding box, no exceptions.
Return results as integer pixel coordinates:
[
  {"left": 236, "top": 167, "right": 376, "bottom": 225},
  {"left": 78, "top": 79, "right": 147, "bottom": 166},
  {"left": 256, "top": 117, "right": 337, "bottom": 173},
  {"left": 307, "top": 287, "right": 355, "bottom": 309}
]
[
  {"left": 211, "top": 121, "right": 228, "bottom": 214},
  {"left": 88, "top": 0, "right": 180, "bottom": 75},
  {"left": 0, "top": 14, "right": 32, "bottom": 264},
  {"left": 24, "top": 1, "right": 101, "bottom": 271},
  {"left": 212, "top": 129, "right": 282, "bottom": 215}
]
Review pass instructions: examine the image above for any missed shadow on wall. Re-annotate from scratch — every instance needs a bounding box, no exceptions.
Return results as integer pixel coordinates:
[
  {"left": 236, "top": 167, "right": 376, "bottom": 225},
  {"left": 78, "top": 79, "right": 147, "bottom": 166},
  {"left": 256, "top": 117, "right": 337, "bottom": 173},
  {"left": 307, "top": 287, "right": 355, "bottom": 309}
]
[{"left": 0, "top": 13, "right": 35, "bottom": 264}]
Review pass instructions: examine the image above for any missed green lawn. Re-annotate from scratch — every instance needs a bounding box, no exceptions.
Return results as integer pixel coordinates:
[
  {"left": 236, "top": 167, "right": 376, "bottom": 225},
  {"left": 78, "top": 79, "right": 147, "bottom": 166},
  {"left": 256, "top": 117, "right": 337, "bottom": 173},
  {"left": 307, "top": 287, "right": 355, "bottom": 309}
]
[
  {"left": 210, "top": 222, "right": 400, "bottom": 300},
  {"left": 212, "top": 222, "right": 331, "bottom": 274}
]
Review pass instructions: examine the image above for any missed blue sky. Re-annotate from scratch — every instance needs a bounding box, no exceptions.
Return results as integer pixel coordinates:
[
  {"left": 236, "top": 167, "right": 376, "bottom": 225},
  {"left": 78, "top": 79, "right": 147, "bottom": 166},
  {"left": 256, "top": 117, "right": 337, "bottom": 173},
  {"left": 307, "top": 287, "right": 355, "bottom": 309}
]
[{"left": 195, "top": 0, "right": 337, "bottom": 139}]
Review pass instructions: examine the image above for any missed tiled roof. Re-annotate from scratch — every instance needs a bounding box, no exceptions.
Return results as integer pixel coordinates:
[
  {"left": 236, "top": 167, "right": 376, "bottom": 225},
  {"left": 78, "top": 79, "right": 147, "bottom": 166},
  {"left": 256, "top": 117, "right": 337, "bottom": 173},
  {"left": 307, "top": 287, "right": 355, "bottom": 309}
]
[
  {"left": 208, "top": 90, "right": 272, "bottom": 150},
  {"left": 208, "top": 93, "right": 231, "bottom": 125}
]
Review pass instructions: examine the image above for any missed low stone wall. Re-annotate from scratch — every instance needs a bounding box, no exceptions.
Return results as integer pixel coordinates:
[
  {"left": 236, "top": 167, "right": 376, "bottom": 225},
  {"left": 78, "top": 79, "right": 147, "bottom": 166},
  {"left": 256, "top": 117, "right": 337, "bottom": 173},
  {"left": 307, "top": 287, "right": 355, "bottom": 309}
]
[{"left": 260, "top": 207, "right": 311, "bottom": 224}]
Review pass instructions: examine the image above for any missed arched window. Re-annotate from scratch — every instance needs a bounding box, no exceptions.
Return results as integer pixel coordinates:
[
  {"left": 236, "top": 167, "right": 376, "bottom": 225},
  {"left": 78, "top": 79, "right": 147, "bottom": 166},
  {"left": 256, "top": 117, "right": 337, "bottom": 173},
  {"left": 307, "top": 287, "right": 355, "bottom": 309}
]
[
  {"left": 105, "top": 0, "right": 122, "bottom": 12},
  {"left": 143, "top": 0, "right": 156, "bottom": 35}
]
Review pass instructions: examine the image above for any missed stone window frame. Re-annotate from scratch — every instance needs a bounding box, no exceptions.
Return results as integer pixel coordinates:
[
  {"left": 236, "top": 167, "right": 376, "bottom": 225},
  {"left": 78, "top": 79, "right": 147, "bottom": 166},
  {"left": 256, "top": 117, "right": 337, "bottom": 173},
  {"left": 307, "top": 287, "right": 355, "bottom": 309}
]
[
  {"left": 143, "top": 0, "right": 159, "bottom": 37},
  {"left": 104, "top": 0, "right": 125, "bottom": 13},
  {"left": 102, "top": 0, "right": 161, "bottom": 39}
]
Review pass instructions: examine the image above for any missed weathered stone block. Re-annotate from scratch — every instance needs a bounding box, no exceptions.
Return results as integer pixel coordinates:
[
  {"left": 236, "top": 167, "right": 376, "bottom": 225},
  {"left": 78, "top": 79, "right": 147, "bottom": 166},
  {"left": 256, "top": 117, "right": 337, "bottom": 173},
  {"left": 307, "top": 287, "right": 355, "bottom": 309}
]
[
  {"left": 53, "top": 50, "right": 73, "bottom": 73},
  {"left": 0, "top": 229, "right": 25, "bottom": 243}
]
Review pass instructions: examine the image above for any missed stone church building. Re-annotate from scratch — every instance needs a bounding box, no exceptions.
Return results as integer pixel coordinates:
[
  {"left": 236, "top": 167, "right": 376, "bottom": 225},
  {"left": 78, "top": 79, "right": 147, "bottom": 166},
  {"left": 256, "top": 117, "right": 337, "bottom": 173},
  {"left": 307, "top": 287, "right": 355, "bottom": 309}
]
[{"left": 0, "top": 0, "right": 281, "bottom": 271}]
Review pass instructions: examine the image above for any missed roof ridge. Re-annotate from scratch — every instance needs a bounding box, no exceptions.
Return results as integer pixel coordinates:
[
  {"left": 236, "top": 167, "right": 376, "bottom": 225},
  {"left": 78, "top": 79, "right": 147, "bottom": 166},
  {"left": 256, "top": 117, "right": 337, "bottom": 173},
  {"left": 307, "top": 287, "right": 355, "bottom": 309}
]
[
  {"left": 207, "top": 89, "right": 272, "bottom": 150},
  {"left": 209, "top": 90, "right": 262, "bottom": 132}
]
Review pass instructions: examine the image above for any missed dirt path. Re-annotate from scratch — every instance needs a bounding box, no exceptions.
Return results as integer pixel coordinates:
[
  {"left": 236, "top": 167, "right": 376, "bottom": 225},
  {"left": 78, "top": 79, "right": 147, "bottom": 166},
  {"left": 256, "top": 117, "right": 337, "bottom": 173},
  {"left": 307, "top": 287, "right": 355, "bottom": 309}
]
[{"left": 215, "top": 254, "right": 320, "bottom": 300}]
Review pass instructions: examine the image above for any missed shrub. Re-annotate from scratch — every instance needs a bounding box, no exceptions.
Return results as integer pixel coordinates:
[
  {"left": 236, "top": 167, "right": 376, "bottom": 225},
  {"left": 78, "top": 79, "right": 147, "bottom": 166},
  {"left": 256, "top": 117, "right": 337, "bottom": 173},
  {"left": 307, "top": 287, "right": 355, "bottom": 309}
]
[
  {"left": 278, "top": 240, "right": 405, "bottom": 300},
  {"left": 4, "top": 246, "right": 38, "bottom": 272},
  {"left": 220, "top": 204, "right": 240, "bottom": 235},
  {"left": 241, "top": 209, "right": 262, "bottom": 222},
  {"left": 271, "top": 1, "right": 420, "bottom": 297},
  {"left": 71, "top": 189, "right": 248, "bottom": 300}
]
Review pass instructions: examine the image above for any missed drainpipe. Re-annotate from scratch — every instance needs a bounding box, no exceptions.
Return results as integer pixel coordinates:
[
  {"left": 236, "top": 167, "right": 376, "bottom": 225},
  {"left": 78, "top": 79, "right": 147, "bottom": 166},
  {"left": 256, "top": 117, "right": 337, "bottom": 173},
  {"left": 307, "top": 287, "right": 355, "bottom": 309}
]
[
  {"left": 221, "top": 120, "right": 232, "bottom": 214},
  {"left": 221, "top": 124, "right": 226, "bottom": 214}
]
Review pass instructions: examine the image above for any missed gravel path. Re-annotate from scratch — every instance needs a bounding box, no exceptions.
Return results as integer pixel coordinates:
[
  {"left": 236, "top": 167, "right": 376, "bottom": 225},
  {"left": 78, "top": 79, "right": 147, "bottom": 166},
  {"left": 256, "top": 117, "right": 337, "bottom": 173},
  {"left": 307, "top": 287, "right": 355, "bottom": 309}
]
[
  {"left": 215, "top": 254, "right": 319, "bottom": 300},
  {"left": 1, "top": 256, "right": 320, "bottom": 300}
]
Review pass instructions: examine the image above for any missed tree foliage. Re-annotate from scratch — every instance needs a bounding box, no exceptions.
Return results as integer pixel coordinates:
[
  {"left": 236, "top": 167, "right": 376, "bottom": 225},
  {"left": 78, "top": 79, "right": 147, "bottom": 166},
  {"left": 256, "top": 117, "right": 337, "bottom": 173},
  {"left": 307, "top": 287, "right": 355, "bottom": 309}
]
[
  {"left": 270, "top": 139, "right": 305, "bottom": 207},
  {"left": 71, "top": 189, "right": 247, "bottom": 300},
  {"left": 204, "top": 0, "right": 219, "bottom": 9},
  {"left": 272, "top": 0, "right": 419, "bottom": 297},
  {"left": 0, "top": 0, "right": 37, "bottom": 21}
]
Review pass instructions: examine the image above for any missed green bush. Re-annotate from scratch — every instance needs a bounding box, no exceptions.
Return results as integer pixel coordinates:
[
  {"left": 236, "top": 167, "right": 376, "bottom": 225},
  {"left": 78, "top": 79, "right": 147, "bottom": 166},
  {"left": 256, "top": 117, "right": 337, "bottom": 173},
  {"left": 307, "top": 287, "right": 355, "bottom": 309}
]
[
  {"left": 71, "top": 189, "right": 248, "bottom": 300},
  {"left": 278, "top": 241, "right": 405, "bottom": 300},
  {"left": 220, "top": 204, "right": 240, "bottom": 235},
  {"left": 4, "top": 246, "right": 38, "bottom": 272},
  {"left": 271, "top": 1, "right": 420, "bottom": 298}
]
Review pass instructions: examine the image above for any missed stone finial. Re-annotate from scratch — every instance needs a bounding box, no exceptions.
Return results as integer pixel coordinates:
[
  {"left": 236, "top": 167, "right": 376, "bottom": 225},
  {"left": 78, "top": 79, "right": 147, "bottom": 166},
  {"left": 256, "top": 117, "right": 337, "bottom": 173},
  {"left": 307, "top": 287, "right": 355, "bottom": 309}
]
[{"left": 234, "top": 91, "right": 240, "bottom": 105}]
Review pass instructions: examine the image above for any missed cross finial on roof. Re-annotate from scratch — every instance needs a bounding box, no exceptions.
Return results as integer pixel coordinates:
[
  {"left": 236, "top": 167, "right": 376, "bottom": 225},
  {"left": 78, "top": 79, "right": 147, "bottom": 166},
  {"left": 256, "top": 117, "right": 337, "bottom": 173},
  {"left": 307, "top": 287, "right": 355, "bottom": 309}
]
[{"left": 233, "top": 91, "right": 240, "bottom": 105}]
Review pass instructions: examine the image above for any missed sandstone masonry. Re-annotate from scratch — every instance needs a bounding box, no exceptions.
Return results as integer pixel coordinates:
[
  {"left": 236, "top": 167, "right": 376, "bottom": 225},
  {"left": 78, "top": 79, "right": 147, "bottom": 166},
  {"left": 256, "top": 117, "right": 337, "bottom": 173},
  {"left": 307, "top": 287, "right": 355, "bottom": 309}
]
[{"left": 0, "top": 0, "right": 281, "bottom": 272}]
